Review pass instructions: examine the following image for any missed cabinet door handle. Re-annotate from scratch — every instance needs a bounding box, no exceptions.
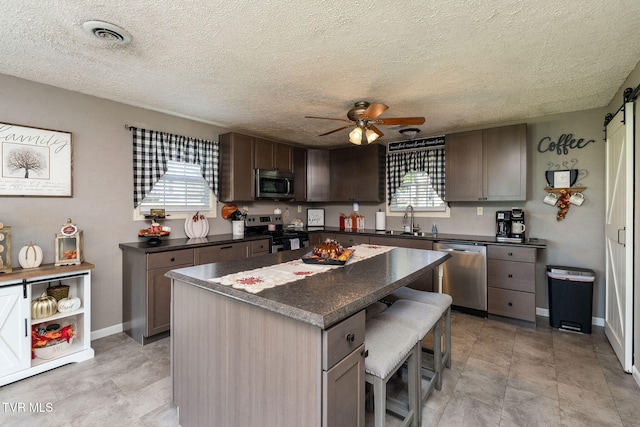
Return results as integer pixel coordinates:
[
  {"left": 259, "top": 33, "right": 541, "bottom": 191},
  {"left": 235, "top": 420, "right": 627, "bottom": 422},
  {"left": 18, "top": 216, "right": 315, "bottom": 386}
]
[
  {"left": 25, "top": 319, "right": 28, "bottom": 337},
  {"left": 508, "top": 302, "right": 513, "bottom": 306},
  {"left": 345, "top": 333, "right": 355, "bottom": 343},
  {"left": 508, "top": 252, "right": 513, "bottom": 256},
  {"left": 363, "top": 349, "right": 369, "bottom": 358},
  {"left": 508, "top": 274, "right": 513, "bottom": 278}
]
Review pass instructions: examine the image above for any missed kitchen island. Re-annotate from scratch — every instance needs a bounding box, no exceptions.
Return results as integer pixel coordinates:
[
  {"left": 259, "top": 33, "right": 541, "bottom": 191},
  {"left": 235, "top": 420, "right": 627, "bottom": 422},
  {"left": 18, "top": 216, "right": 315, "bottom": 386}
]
[{"left": 166, "top": 246, "right": 449, "bottom": 427}]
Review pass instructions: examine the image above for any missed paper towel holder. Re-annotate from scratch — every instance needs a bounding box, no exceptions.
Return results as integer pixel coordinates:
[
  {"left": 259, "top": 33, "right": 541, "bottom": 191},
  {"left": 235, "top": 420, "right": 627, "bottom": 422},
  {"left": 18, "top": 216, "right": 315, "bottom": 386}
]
[{"left": 375, "top": 210, "right": 386, "bottom": 231}]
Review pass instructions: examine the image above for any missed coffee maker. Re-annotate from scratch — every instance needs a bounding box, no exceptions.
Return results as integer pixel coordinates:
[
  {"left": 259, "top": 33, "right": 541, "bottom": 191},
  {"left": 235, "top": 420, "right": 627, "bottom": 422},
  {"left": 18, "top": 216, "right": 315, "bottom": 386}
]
[{"left": 496, "top": 208, "right": 525, "bottom": 243}]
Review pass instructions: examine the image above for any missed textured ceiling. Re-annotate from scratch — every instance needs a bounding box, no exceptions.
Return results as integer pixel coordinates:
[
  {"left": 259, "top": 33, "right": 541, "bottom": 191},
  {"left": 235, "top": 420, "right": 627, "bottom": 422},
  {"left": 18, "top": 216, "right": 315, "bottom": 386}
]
[{"left": 1, "top": 1, "right": 639, "bottom": 147}]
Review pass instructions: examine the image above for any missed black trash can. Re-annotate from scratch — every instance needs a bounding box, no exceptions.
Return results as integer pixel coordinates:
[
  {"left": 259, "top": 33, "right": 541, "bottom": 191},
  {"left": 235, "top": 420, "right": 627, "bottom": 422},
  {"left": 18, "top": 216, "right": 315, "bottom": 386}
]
[{"left": 547, "top": 265, "right": 595, "bottom": 333}]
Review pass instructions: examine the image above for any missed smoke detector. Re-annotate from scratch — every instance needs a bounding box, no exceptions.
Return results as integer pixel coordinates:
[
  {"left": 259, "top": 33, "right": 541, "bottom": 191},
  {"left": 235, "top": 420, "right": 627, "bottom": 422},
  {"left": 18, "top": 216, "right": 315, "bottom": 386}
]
[
  {"left": 82, "top": 20, "right": 132, "bottom": 45},
  {"left": 399, "top": 128, "right": 421, "bottom": 140}
]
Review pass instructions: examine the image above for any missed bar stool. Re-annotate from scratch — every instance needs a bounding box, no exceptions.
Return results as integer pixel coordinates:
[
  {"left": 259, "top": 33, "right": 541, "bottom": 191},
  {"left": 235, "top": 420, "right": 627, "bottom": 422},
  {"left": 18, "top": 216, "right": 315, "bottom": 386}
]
[
  {"left": 390, "top": 287, "right": 453, "bottom": 386},
  {"left": 377, "top": 299, "right": 443, "bottom": 408},
  {"left": 365, "top": 314, "right": 421, "bottom": 427}
]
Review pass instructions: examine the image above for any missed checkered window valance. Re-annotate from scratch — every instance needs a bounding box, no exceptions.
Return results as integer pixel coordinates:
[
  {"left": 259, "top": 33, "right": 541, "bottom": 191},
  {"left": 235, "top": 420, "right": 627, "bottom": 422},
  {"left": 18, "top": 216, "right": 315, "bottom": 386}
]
[
  {"left": 131, "top": 127, "right": 219, "bottom": 208},
  {"left": 386, "top": 147, "right": 445, "bottom": 205}
]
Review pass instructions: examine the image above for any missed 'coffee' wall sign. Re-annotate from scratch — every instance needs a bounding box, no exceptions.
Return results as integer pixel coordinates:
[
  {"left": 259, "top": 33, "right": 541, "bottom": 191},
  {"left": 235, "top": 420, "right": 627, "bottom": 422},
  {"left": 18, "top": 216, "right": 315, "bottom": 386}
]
[{"left": 537, "top": 133, "right": 595, "bottom": 155}]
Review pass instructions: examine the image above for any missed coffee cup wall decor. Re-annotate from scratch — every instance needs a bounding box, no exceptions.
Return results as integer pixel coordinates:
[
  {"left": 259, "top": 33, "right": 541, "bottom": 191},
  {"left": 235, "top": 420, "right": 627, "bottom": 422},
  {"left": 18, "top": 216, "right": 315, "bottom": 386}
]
[
  {"left": 569, "top": 192, "right": 585, "bottom": 206},
  {"left": 543, "top": 192, "right": 559, "bottom": 206}
]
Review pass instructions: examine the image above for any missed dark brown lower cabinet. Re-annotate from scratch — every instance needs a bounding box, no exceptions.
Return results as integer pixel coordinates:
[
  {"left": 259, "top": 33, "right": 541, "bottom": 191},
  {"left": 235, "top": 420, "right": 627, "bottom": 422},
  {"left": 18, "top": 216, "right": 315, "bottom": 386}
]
[
  {"left": 487, "top": 245, "right": 537, "bottom": 322},
  {"left": 122, "top": 239, "right": 269, "bottom": 344}
]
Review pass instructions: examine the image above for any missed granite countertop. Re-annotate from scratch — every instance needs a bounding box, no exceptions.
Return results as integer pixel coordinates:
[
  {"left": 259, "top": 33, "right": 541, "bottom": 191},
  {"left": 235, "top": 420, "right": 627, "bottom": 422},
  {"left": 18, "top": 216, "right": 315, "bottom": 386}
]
[
  {"left": 166, "top": 246, "right": 450, "bottom": 329},
  {"left": 311, "top": 227, "right": 547, "bottom": 248},
  {"left": 119, "top": 233, "right": 271, "bottom": 253}
]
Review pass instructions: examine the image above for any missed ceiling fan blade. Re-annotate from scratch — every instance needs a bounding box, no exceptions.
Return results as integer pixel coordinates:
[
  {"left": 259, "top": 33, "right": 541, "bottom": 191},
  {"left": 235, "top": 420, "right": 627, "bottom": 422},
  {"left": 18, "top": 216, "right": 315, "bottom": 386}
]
[
  {"left": 318, "top": 126, "right": 350, "bottom": 136},
  {"left": 369, "top": 124, "right": 384, "bottom": 138},
  {"left": 376, "top": 117, "right": 426, "bottom": 126},
  {"left": 362, "top": 103, "right": 389, "bottom": 120},
  {"left": 305, "top": 116, "right": 351, "bottom": 123}
]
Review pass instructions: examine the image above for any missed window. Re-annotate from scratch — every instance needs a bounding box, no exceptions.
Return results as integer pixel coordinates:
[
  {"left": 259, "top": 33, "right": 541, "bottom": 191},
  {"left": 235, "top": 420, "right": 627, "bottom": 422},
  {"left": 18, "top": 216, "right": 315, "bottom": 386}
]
[
  {"left": 390, "top": 170, "right": 446, "bottom": 212},
  {"left": 138, "top": 160, "right": 212, "bottom": 215}
]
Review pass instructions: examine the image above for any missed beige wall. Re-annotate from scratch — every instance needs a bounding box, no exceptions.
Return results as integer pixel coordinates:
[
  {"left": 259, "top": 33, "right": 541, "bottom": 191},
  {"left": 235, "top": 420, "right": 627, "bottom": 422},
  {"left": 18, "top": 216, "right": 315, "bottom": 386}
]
[
  {"left": 2, "top": 60, "right": 637, "bottom": 332},
  {"left": 0, "top": 74, "right": 231, "bottom": 331}
]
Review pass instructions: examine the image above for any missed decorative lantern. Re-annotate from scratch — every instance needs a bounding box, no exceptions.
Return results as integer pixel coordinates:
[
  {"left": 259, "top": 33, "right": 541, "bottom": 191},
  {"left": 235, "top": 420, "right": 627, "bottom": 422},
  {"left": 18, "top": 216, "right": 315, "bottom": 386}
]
[
  {"left": 0, "top": 221, "right": 11, "bottom": 273},
  {"left": 55, "top": 218, "right": 83, "bottom": 266}
]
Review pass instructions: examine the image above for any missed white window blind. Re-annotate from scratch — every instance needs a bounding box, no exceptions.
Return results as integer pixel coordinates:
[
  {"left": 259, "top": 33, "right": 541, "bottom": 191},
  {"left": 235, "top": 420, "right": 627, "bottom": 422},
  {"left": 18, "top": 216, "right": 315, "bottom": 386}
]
[
  {"left": 139, "top": 160, "right": 211, "bottom": 214},
  {"left": 390, "top": 171, "right": 445, "bottom": 212}
]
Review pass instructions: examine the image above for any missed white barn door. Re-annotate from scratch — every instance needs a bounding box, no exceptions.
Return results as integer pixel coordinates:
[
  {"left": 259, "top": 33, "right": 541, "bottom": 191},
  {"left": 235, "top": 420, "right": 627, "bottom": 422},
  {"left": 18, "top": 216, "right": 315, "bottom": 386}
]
[{"left": 604, "top": 103, "right": 634, "bottom": 373}]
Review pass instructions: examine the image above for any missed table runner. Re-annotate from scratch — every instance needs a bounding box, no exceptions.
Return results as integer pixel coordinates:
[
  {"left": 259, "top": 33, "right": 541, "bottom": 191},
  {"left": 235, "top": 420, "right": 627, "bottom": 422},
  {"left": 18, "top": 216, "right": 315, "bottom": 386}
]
[{"left": 208, "top": 244, "right": 396, "bottom": 293}]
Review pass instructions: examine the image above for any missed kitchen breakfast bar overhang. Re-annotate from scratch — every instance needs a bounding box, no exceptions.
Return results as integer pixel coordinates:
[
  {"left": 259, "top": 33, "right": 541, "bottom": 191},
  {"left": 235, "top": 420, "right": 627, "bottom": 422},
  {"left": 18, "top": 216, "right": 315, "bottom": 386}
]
[{"left": 166, "top": 246, "right": 450, "bottom": 427}]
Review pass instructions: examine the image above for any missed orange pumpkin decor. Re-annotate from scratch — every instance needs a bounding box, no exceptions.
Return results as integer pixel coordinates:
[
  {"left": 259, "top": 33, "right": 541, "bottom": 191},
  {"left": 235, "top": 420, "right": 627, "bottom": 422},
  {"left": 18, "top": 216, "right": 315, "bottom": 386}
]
[{"left": 221, "top": 204, "right": 238, "bottom": 220}]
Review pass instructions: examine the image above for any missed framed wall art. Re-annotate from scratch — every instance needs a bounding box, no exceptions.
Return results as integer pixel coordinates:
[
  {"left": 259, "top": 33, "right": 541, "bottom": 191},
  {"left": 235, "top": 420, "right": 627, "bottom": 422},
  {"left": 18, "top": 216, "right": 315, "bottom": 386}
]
[
  {"left": 307, "top": 208, "right": 325, "bottom": 229},
  {"left": 0, "top": 122, "right": 73, "bottom": 197}
]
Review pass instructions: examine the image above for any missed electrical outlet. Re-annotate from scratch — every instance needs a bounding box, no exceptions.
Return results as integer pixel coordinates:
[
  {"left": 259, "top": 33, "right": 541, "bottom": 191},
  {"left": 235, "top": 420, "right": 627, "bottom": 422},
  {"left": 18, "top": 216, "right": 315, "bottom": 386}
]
[
  {"left": 297, "top": 205, "right": 302, "bottom": 213},
  {"left": 477, "top": 207, "right": 483, "bottom": 216}
]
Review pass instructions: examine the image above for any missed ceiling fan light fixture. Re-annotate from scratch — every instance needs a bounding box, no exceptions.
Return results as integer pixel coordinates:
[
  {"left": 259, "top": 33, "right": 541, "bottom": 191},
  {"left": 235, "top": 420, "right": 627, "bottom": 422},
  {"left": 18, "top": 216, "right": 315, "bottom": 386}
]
[
  {"left": 365, "top": 128, "right": 380, "bottom": 144},
  {"left": 349, "top": 126, "right": 363, "bottom": 145}
]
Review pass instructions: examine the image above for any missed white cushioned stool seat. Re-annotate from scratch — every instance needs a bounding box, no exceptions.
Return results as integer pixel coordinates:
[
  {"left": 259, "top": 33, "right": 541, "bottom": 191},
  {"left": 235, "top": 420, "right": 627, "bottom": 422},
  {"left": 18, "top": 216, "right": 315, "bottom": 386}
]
[
  {"left": 390, "top": 287, "right": 453, "bottom": 391},
  {"left": 391, "top": 287, "right": 452, "bottom": 313},
  {"left": 376, "top": 299, "right": 441, "bottom": 338},
  {"left": 365, "top": 316, "right": 421, "bottom": 427}
]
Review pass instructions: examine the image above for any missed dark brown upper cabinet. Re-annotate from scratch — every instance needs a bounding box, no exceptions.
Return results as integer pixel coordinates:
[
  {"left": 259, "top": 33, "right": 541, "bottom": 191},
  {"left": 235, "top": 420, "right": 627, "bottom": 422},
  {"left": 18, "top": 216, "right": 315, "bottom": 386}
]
[
  {"left": 330, "top": 144, "right": 385, "bottom": 202},
  {"left": 445, "top": 124, "right": 527, "bottom": 202}
]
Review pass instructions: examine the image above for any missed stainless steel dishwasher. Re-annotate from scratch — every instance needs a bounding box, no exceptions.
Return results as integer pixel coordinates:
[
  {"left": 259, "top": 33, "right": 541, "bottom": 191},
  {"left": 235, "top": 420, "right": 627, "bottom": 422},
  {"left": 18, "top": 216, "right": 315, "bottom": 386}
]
[{"left": 433, "top": 241, "right": 487, "bottom": 316}]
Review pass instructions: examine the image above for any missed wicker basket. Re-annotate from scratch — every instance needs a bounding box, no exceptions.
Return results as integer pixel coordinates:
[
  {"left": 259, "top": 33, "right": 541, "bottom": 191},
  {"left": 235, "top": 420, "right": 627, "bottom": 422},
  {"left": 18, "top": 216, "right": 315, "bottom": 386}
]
[{"left": 46, "top": 283, "right": 69, "bottom": 301}]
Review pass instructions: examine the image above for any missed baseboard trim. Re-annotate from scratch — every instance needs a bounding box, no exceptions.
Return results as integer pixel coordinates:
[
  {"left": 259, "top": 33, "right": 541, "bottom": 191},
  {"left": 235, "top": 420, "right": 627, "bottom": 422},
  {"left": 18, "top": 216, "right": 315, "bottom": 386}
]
[
  {"left": 633, "top": 365, "right": 640, "bottom": 389},
  {"left": 91, "top": 323, "right": 123, "bottom": 341},
  {"left": 535, "top": 307, "right": 604, "bottom": 327}
]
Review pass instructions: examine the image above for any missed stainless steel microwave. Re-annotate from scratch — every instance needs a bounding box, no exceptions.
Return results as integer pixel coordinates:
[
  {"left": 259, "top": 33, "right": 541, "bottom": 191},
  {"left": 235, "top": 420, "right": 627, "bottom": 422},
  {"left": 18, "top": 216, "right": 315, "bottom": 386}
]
[{"left": 255, "top": 169, "right": 294, "bottom": 200}]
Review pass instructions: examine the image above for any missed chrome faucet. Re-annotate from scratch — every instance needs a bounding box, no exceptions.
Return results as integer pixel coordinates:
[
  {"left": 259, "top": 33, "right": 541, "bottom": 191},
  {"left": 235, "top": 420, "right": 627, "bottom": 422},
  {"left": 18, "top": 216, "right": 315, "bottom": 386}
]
[{"left": 403, "top": 205, "right": 417, "bottom": 232}]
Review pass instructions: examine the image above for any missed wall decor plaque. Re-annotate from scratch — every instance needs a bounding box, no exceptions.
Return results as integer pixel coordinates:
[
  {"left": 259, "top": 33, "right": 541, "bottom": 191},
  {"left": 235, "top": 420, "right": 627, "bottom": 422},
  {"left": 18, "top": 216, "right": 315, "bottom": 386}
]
[{"left": 0, "top": 122, "right": 72, "bottom": 197}]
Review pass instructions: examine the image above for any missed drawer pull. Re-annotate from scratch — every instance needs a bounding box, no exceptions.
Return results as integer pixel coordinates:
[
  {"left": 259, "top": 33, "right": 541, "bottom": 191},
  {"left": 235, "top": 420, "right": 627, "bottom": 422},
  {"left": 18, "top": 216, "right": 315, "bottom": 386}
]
[
  {"left": 220, "top": 245, "right": 233, "bottom": 250},
  {"left": 170, "top": 257, "right": 175, "bottom": 262},
  {"left": 508, "top": 274, "right": 513, "bottom": 278},
  {"left": 345, "top": 333, "right": 355, "bottom": 343},
  {"left": 508, "top": 252, "right": 513, "bottom": 256},
  {"left": 508, "top": 302, "right": 513, "bottom": 306}
]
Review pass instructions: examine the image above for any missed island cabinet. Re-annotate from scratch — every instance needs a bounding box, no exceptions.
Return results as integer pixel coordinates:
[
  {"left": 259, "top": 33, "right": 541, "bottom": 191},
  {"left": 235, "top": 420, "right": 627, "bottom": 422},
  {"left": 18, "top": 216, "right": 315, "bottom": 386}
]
[
  {"left": 0, "top": 263, "right": 94, "bottom": 387},
  {"left": 121, "top": 239, "right": 269, "bottom": 344},
  {"left": 487, "top": 245, "right": 536, "bottom": 322},
  {"left": 330, "top": 144, "right": 385, "bottom": 202},
  {"left": 369, "top": 236, "right": 434, "bottom": 292},
  {"left": 445, "top": 123, "right": 527, "bottom": 202},
  {"left": 172, "top": 282, "right": 366, "bottom": 427},
  {"left": 322, "top": 310, "right": 366, "bottom": 427}
]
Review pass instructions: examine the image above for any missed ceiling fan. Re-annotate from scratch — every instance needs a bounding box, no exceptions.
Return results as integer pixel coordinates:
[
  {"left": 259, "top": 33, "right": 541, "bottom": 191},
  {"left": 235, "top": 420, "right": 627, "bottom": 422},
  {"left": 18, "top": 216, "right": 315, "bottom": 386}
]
[{"left": 305, "top": 101, "right": 426, "bottom": 145}]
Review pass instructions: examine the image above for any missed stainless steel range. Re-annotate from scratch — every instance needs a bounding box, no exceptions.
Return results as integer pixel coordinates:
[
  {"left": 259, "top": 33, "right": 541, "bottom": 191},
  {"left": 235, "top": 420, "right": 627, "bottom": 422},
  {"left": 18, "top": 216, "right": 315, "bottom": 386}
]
[{"left": 244, "top": 214, "right": 310, "bottom": 253}]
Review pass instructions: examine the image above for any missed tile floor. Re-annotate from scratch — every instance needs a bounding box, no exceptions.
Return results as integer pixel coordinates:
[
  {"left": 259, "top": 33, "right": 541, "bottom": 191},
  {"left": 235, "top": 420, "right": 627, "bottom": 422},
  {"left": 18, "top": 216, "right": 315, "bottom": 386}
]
[{"left": 1, "top": 312, "right": 638, "bottom": 426}]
